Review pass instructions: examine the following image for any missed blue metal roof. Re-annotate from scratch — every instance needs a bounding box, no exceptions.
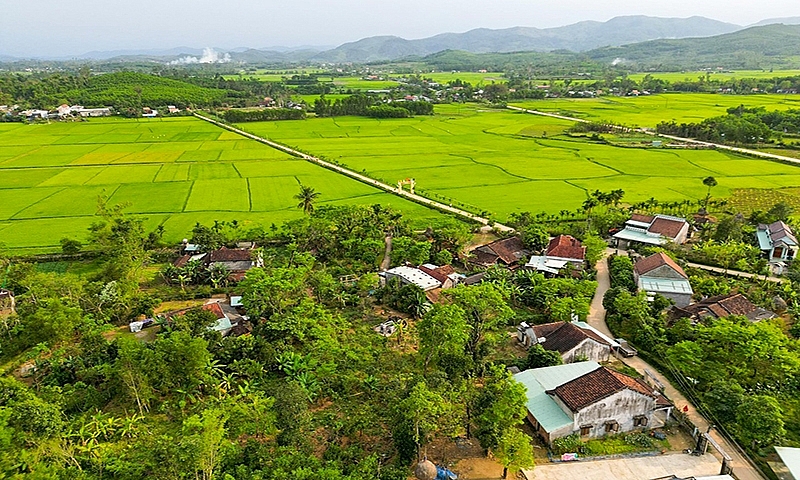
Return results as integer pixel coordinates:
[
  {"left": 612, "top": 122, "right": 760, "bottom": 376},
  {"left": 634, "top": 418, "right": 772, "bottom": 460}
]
[{"left": 513, "top": 362, "right": 601, "bottom": 433}]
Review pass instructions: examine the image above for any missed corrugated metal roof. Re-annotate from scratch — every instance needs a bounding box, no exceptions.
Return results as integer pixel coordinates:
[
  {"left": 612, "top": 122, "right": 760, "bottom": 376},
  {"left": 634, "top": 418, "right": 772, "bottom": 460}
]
[
  {"left": 756, "top": 230, "right": 772, "bottom": 251},
  {"left": 638, "top": 276, "right": 693, "bottom": 295},
  {"left": 513, "top": 362, "right": 600, "bottom": 433},
  {"left": 613, "top": 228, "right": 666, "bottom": 245},
  {"left": 386, "top": 266, "right": 441, "bottom": 291}
]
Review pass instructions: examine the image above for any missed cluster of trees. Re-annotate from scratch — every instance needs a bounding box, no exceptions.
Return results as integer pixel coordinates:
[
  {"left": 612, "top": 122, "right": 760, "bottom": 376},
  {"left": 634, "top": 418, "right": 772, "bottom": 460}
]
[
  {"left": 656, "top": 115, "right": 773, "bottom": 144},
  {"left": 0, "top": 70, "right": 308, "bottom": 112},
  {"left": 313, "top": 94, "right": 433, "bottom": 118},
  {"left": 221, "top": 108, "right": 305, "bottom": 122},
  {"left": 655, "top": 106, "right": 800, "bottom": 145},
  {"left": 0, "top": 200, "right": 536, "bottom": 478},
  {"left": 602, "top": 247, "right": 800, "bottom": 455}
]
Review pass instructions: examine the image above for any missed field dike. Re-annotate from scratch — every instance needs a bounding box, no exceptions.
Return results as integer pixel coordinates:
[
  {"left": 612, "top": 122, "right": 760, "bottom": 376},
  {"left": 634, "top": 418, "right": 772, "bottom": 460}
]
[
  {"left": 193, "top": 112, "right": 514, "bottom": 232},
  {"left": 507, "top": 105, "right": 800, "bottom": 169}
]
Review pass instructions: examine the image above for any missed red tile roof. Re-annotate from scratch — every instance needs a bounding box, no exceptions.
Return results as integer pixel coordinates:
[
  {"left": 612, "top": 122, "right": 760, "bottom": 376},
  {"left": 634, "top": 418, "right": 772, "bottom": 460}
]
[
  {"left": 418, "top": 265, "right": 448, "bottom": 284},
  {"left": 487, "top": 236, "right": 527, "bottom": 264},
  {"left": 436, "top": 265, "right": 456, "bottom": 276},
  {"left": 545, "top": 235, "right": 586, "bottom": 260},
  {"left": 174, "top": 254, "right": 192, "bottom": 268},
  {"left": 634, "top": 252, "right": 687, "bottom": 278},
  {"left": 551, "top": 366, "right": 656, "bottom": 412},
  {"left": 630, "top": 213, "right": 655, "bottom": 224},
  {"left": 202, "top": 302, "right": 227, "bottom": 320},
  {"left": 206, "top": 247, "right": 252, "bottom": 263},
  {"left": 671, "top": 292, "right": 777, "bottom": 323},
  {"left": 647, "top": 217, "right": 686, "bottom": 239},
  {"left": 532, "top": 322, "right": 610, "bottom": 354}
]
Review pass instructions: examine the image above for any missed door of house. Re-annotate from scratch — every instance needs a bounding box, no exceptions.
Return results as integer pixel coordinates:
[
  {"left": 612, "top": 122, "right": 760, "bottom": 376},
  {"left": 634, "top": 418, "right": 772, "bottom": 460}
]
[{"left": 774, "top": 246, "right": 784, "bottom": 259}]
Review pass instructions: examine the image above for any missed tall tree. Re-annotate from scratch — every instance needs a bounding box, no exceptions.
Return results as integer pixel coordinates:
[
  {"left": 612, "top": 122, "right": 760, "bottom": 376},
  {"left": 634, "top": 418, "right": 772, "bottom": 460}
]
[
  {"left": 418, "top": 304, "right": 469, "bottom": 369},
  {"left": 473, "top": 365, "right": 528, "bottom": 450},
  {"left": 294, "top": 184, "right": 321, "bottom": 215},
  {"left": 495, "top": 428, "right": 535, "bottom": 479}
]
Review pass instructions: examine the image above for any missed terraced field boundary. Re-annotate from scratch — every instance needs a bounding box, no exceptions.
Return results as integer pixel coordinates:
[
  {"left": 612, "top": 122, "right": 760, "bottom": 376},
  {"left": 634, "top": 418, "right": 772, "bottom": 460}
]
[{"left": 194, "top": 112, "right": 514, "bottom": 232}]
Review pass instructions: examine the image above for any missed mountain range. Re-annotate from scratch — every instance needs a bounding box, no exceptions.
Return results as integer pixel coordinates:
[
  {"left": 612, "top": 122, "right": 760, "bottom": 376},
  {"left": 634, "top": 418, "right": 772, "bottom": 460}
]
[{"left": 3, "top": 15, "right": 800, "bottom": 65}]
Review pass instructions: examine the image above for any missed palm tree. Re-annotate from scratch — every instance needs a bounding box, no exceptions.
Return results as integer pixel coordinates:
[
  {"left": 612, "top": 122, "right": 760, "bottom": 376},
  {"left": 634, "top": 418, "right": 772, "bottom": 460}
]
[{"left": 294, "top": 184, "right": 321, "bottom": 215}]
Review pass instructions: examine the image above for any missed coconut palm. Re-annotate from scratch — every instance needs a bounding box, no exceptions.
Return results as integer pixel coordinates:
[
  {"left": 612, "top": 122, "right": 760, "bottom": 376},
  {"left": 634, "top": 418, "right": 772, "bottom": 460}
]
[{"left": 294, "top": 184, "right": 321, "bottom": 215}]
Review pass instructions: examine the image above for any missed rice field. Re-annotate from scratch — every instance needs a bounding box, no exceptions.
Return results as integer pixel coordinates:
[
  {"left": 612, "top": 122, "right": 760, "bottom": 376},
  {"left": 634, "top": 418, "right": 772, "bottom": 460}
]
[
  {"left": 625, "top": 69, "right": 800, "bottom": 82},
  {"left": 238, "top": 102, "right": 800, "bottom": 222},
  {"left": 511, "top": 93, "right": 800, "bottom": 127},
  {"left": 0, "top": 117, "right": 444, "bottom": 253}
]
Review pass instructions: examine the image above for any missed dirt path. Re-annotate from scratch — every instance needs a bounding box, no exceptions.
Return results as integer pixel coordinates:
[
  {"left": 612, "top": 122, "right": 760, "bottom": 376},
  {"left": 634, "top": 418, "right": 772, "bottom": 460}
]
[
  {"left": 194, "top": 113, "right": 514, "bottom": 232},
  {"left": 587, "top": 251, "right": 765, "bottom": 480},
  {"left": 586, "top": 249, "right": 614, "bottom": 338}
]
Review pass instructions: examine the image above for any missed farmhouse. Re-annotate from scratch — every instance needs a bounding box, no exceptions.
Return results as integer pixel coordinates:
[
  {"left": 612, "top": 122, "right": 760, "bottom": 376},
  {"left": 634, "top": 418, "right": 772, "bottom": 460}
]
[
  {"left": 204, "top": 246, "right": 261, "bottom": 281},
  {"left": 634, "top": 252, "right": 693, "bottom": 307},
  {"left": 516, "top": 320, "right": 617, "bottom": 363},
  {"left": 381, "top": 265, "right": 441, "bottom": 291},
  {"left": 670, "top": 292, "right": 776, "bottom": 324},
  {"left": 514, "top": 362, "right": 672, "bottom": 444},
  {"left": 77, "top": 107, "right": 112, "bottom": 117},
  {"left": 417, "top": 264, "right": 463, "bottom": 289},
  {"left": 469, "top": 236, "right": 528, "bottom": 268},
  {"left": 526, "top": 235, "right": 585, "bottom": 275},
  {"left": 756, "top": 221, "right": 797, "bottom": 262},
  {"left": 613, "top": 214, "right": 690, "bottom": 247}
]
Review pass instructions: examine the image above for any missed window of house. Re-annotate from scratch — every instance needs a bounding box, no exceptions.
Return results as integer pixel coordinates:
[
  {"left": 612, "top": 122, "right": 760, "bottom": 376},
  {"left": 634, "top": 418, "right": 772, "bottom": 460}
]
[
  {"left": 580, "top": 425, "right": 592, "bottom": 436},
  {"left": 634, "top": 416, "right": 648, "bottom": 427},
  {"left": 605, "top": 421, "right": 619, "bottom": 433}
]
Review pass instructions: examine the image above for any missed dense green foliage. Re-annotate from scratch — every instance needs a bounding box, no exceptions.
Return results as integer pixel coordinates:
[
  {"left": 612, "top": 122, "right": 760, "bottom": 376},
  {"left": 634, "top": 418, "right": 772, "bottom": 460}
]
[
  {"left": 313, "top": 94, "right": 433, "bottom": 118},
  {"left": 221, "top": 108, "right": 305, "bottom": 122},
  {"left": 0, "top": 202, "right": 537, "bottom": 478},
  {"left": 657, "top": 106, "right": 800, "bottom": 144}
]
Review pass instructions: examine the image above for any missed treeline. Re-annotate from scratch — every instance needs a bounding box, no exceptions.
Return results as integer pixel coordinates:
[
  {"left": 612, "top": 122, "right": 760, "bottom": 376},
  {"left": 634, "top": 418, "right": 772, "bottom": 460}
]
[
  {"left": 656, "top": 106, "right": 800, "bottom": 144},
  {"left": 313, "top": 94, "right": 433, "bottom": 118},
  {"left": 0, "top": 71, "right": 302, "bottom": 110},
  {"left": 222, "top": 108, "right": 305, "bottom": 122}
]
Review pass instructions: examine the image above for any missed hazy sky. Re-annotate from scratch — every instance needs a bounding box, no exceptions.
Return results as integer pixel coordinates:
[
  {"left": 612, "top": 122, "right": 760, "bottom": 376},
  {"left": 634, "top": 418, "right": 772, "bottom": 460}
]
[{"left": 3, "top": 0, "right": 800, "bottom": 57}]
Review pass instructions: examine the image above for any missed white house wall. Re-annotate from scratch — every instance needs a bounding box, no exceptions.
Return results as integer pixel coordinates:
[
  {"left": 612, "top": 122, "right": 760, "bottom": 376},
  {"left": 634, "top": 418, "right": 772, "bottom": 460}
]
[
  {"left": 572, "top": 389, "right": 655, "bottom": 440},
  {"left": 563, "top": 339, "right": 611, "bottom": 363}
]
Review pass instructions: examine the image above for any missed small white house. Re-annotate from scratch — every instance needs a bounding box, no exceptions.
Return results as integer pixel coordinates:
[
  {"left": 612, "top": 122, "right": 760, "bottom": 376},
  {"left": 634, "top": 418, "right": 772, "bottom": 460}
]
[{"left": 756, "top": 221, "right": 797, "bottom": 262}]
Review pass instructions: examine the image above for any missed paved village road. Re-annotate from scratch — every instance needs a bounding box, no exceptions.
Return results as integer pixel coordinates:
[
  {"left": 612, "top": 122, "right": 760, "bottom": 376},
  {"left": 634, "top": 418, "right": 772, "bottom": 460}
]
[
  {"left": 587, "top": 251, "right": 765, "bottom": 480},
  {"left": 194, "top": 113, "right": 515, "bottom": 232}
]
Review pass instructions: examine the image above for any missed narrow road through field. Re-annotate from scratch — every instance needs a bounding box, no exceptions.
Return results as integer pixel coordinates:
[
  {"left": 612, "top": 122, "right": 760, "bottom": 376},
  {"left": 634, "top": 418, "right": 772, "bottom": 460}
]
[
  {"left": 589, "top": 250, "right": 765, "bottom": 480},
  {"left": 508, "top": 105, "right": 800, "bottom": 167},
  {"left": 194, "top": 113, "right": 514, "bottom": 232}
]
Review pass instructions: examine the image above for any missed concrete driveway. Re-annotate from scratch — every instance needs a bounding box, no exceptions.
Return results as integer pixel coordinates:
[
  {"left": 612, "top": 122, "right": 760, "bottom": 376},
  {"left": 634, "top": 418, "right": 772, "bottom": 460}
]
[{"left": 523, "top": 452, "right": 722, "bottom": 480}]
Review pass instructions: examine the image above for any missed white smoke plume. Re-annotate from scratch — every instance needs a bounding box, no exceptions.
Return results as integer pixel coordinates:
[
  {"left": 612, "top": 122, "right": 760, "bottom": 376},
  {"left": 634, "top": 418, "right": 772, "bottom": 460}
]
[
  {"left": 170, "top": 47, "right": 231, "bottom": 65},
  {"left": 611, "top": 57, "right": 626, "bottom": 66}
]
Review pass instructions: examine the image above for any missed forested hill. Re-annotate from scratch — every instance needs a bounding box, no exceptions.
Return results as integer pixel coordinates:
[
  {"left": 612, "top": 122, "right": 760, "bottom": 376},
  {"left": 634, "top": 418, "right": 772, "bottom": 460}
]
[
  {"left": 586, "top": 24, "right": 800, "bottom": 70},
  {"left": 62, "top": 72, "right": 226, "bottom": 110},
  {"left": 291, "top": 16, "right": 739, "bottom": 63},
  {"left": 399, "top": 24, "right": 800, "bottom": 72}
]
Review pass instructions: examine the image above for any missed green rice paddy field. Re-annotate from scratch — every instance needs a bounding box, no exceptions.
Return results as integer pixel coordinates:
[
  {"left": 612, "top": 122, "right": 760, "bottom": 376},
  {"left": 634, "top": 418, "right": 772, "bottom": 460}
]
[
  {"left": 626, "top": 70, "right": 800, "bottom": 82},
  {"left": 0, "top": 117, "right": 443, "bottom": 253},
  {"left": 511, "top": 93, "right": 800, "bottom": 127},
  {"left": 239, "top": 102, "right": 800, "bottom": 222}
]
